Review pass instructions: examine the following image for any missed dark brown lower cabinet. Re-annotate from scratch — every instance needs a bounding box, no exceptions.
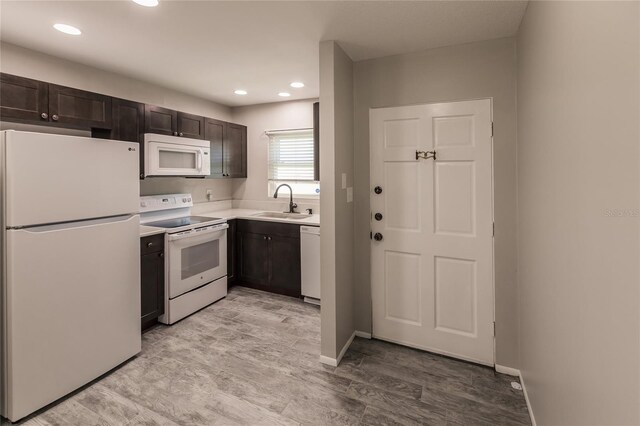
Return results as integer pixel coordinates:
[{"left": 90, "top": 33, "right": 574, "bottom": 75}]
[
  {"left": 227, "top": 219, "right": 238, "bottom": 284},
  {"left": 238, "top": 231, "right": 270, "bottom": 287},
  {"left": 237, "top": 220, "right": 301, "bottom": 297},
  {"left": 140, "top": 234, "right": 165, "bottom": 331}
]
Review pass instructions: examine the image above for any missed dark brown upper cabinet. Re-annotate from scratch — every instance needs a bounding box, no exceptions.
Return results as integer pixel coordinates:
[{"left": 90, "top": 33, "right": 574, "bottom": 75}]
[
  {"left": 111, "top": 98, "right": 144, "bottom": 143},
  {"left": 177, "top": 112, "right": 204, "bottom": 139},
  {"left": 0, "top": 74, "right": 111, "bottom": 130},
  {"left": 48, "top": 84, "right": 112, "bottom": 129},
  {"left": 0, "top": 73, "right": 48, "bottom": 122},
  {"left": 111, "top": 98, "right": 145, "bottom": 178},
  {"left": 205, "top": 117, "right": 225, "bottom": 178},
  {"left": 313, "top": 101, "right": 320, "bottom": 181},
  {"left": 225, "top": 123, "right": 247, "bottom": 178},
  {"left": 0, "top": 73, "right": 248, "bottom": 181},
  {"left": 144, "top": 105, "right": 177, "bottom": 136}
]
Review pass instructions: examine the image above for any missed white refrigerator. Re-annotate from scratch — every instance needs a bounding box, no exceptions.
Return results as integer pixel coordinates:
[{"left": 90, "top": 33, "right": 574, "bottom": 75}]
[{"left": 0, "top": 131, "right": 141, "bottom": 422}]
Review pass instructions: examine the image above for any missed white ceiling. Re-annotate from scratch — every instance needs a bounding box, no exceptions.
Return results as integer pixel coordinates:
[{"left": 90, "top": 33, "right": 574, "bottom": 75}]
[{"left": 0, "top": 1, "right": 528, "bottom": 107}]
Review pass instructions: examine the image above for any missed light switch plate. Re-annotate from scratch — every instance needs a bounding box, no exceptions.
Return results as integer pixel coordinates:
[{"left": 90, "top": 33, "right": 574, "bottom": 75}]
[
  {"left": 347, "top": 187, "right": 353, "bottom": 203},
  {"left": 342, "top": 173, "right": 347, "bottom": 189}
]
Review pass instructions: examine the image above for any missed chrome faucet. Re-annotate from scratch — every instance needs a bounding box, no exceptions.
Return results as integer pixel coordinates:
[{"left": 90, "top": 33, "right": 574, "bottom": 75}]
[{"left": 273, "top": 184, "right": 298, "bottom": 213}]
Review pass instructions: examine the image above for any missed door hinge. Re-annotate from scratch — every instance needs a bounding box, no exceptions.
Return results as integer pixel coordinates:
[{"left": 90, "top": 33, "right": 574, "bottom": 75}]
[
  {"left": 492, "top": 222, "right": 495, "bottom": 237},
  {"left": 493, "top": 322, "right": 496, "bottom": 336},
  {"left": 370, "top": 231, "right": 373, "bottom": 240},
  {"left": 491, "top": 122, "right": 494, "bottom": 137}
]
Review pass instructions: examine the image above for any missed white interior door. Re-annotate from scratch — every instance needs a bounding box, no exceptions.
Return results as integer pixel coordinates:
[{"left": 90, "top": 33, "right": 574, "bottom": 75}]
[{"left": 370, "top": 99, "right": 494, "bottom": 365}]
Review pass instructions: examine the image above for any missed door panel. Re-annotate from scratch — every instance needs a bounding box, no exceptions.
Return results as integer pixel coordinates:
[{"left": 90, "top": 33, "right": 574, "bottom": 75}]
[
  {"left": 384, "top": 162, "right": 420, "bottom": 230},
  {"left": 238, "top": 232, "right": 269, "bottom": 286},
  {"left": 140, "top": 251, "right": 164, "bottom": 326},
  {"left": 370, "top": 99, "right": 494, "bottom": 365},
  {"left": 205, "top": 118, "right": 225, "bottom": 178},
  {"left": 167, "top": 227, "right": 227, "bottom": 299},
  {"left": 4, "top": 131, "right": 139, "bottom": 227},
  {"left": 225, "top": 123, "right": 247, "bottom": 178},
  {"left": 434, "top": 256, "right": 476, "bottom": 336},
  {"left": 384, "top": 250, "right": 421, "bottom": 325},
  {"left": 433, "top": 115, "right": 475, "bottom": 148},
  {"left": 4, "top": 215, "right": 140, "bottom": 421},
  {"left": 48, "top": 84, "right": 112, "bottom": 128},
  {"left": 177, "top": 112, "right": 204, "bottom": 139},
  {"left": 434, "top": 162, "right": 475, "bottom": 235},
  {"left": 112, "top": 98, "right": 144, "bottom": 143},
  {"left": 145, "top": 105, "right": 177, "bottom": 136},
  {"left": 0, "top": 73, "right": 48, "bottom": 122},
  {"left": 269, "top": 234, "right": 301, "bottom": 297}
]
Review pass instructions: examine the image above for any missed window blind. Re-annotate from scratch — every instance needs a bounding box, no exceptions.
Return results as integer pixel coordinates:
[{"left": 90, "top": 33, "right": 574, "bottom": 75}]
[{"left": 268, "top": 129, "right": 315, "bottom": 181}]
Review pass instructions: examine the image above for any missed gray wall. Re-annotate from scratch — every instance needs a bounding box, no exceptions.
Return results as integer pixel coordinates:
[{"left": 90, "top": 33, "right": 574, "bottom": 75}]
[
  {"left": 353, "top": 38, "right": 519, "bottom": 368},
  {"left": 0, "top": 42, "right": 234, "bottom": 203},
  {"left": 319, "top": 41, "right": 356, "bottom": 360},
  {"left": 517, "top": 2, "right": 640, "bottom": 424},
  {"left": 230, "top": 99, "right": 319, "bottom": 210}
]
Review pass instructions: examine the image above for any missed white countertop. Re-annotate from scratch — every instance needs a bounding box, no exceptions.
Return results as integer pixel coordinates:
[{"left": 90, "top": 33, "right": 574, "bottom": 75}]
[
  {"left": 139, "top": 225, "right": 167, "bottom": 237},
  {"left": 199, "top": 208, "right": 320, "bottom": 226},
  {"left": 140, "top": 209, "right": 319, "bottom": 237}
]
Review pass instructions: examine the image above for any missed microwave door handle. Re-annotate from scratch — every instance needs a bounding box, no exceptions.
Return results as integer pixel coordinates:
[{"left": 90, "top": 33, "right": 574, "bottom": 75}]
[{"left": 197, "top": 150, "right": 203, "bottom": 171}]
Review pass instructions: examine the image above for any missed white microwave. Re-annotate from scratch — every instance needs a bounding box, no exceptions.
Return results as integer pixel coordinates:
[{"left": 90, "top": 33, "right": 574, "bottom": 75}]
[{"left": 144, "top": 133, "right": 210, "bottom": 177}]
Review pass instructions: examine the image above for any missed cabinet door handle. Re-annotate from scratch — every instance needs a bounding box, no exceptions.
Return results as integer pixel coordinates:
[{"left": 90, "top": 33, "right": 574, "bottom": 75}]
[
  {"left": 147, "top": 242, "right": 153, "bottom": 248},
  {"left": 263, "top": 236, "right": 267, "bottom": 240},
  {"left": 159, "top": 252, "right": 164, "bottom": 258},
  {"left": 179, "top": 132, "right": 184, "bottom": 137},
  {"left": 52, "top": 114, "right": 59, "bottom": 121},
  {"left": 41, "top": 112, "right": 48, "bottom": 120},
  {"left": 173, "top": 131, "right": 178, "bottom": 136}
]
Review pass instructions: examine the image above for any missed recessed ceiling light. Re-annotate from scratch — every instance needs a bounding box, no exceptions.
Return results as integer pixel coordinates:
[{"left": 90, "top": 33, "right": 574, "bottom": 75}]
[
  {"left": 290, "top": 82, "right": 304, "bottom": 88},
  {"left": 132, "top": 0, "right": 159, "bottom": 6},
  {"left": 278, "top": 92, "right": 291, "bottom": 97},
  {"left": 234, "top": 89, "right": 247, "bottom": 95},
  {"left": 53, "top": 23, "right": 81, "bottom": 35}
]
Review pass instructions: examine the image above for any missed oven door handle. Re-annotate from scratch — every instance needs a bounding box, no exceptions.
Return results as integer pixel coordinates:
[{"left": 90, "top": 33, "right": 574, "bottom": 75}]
[{"left": 167, "top": 223, "right": 229, "bottom": 241}]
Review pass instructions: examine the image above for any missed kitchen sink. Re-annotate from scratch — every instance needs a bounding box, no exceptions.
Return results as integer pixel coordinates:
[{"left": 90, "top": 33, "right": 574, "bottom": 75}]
[{"left": 252, "top": 212, "right": 310, "bottom": 220}]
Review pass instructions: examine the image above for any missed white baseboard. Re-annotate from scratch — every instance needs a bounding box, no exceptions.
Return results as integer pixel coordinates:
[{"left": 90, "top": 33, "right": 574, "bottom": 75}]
[
  {"left": 495, "top": 364, "right": 520, "bottom": 376},
  {"left": 319, "top": 330, "right": 356, "bottom": 367},
  {"left": 519, "top": 371, "right": 537, "bottom": 426},
  {"left": 319, "top": 355, "right": 338, "bottom": 367},
  {"left": 354, "top": 330, "right": 371, "bottom": 339},
  {"left": 494, "top": 365, "right": 535, "bottom": 426}
]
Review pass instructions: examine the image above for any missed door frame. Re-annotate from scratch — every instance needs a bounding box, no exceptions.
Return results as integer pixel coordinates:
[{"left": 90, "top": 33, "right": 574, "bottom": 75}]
[{"left": 368, "top": 97, "right": 496, "bottom": 366}]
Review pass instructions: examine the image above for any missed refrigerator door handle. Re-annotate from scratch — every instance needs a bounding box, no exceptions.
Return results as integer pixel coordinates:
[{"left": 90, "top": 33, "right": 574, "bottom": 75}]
[{"left": 12, "top": 214, "right": 139, "bottom": 233}]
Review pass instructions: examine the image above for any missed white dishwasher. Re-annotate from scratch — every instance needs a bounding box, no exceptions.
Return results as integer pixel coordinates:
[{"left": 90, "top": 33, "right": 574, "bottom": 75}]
[{"left": 300, "top": 225, "right": 321, "bottom": 305}]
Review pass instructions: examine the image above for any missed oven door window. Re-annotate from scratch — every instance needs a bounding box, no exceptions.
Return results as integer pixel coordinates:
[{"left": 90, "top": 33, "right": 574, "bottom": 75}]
[
  {"left": 181, "top": 239, "right": 219, "bottom": 280},
  {"left": 159, "top": 149, "right": 197, "bottom": 170}
]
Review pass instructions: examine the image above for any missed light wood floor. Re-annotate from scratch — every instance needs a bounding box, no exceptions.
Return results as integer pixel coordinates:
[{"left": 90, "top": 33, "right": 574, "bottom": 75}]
[{"left": 14, "top": 286, "right": 530, "bottom": 426}]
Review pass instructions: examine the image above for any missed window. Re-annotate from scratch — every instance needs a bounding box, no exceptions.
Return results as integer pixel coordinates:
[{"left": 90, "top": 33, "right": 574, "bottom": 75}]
[{"left": 267, "top": 129, "right": 319, "bottom": 198}]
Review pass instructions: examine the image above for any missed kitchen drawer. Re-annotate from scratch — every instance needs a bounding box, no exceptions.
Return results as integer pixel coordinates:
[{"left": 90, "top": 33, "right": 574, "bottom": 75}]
[{"left": 140, "top": 233, "right": 164, "bottom": 255}]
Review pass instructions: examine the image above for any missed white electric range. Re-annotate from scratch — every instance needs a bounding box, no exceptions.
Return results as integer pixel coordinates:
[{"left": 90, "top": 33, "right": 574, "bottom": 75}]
[{"left": 140, "top": 194, "right": 228, "bottom": 324}]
